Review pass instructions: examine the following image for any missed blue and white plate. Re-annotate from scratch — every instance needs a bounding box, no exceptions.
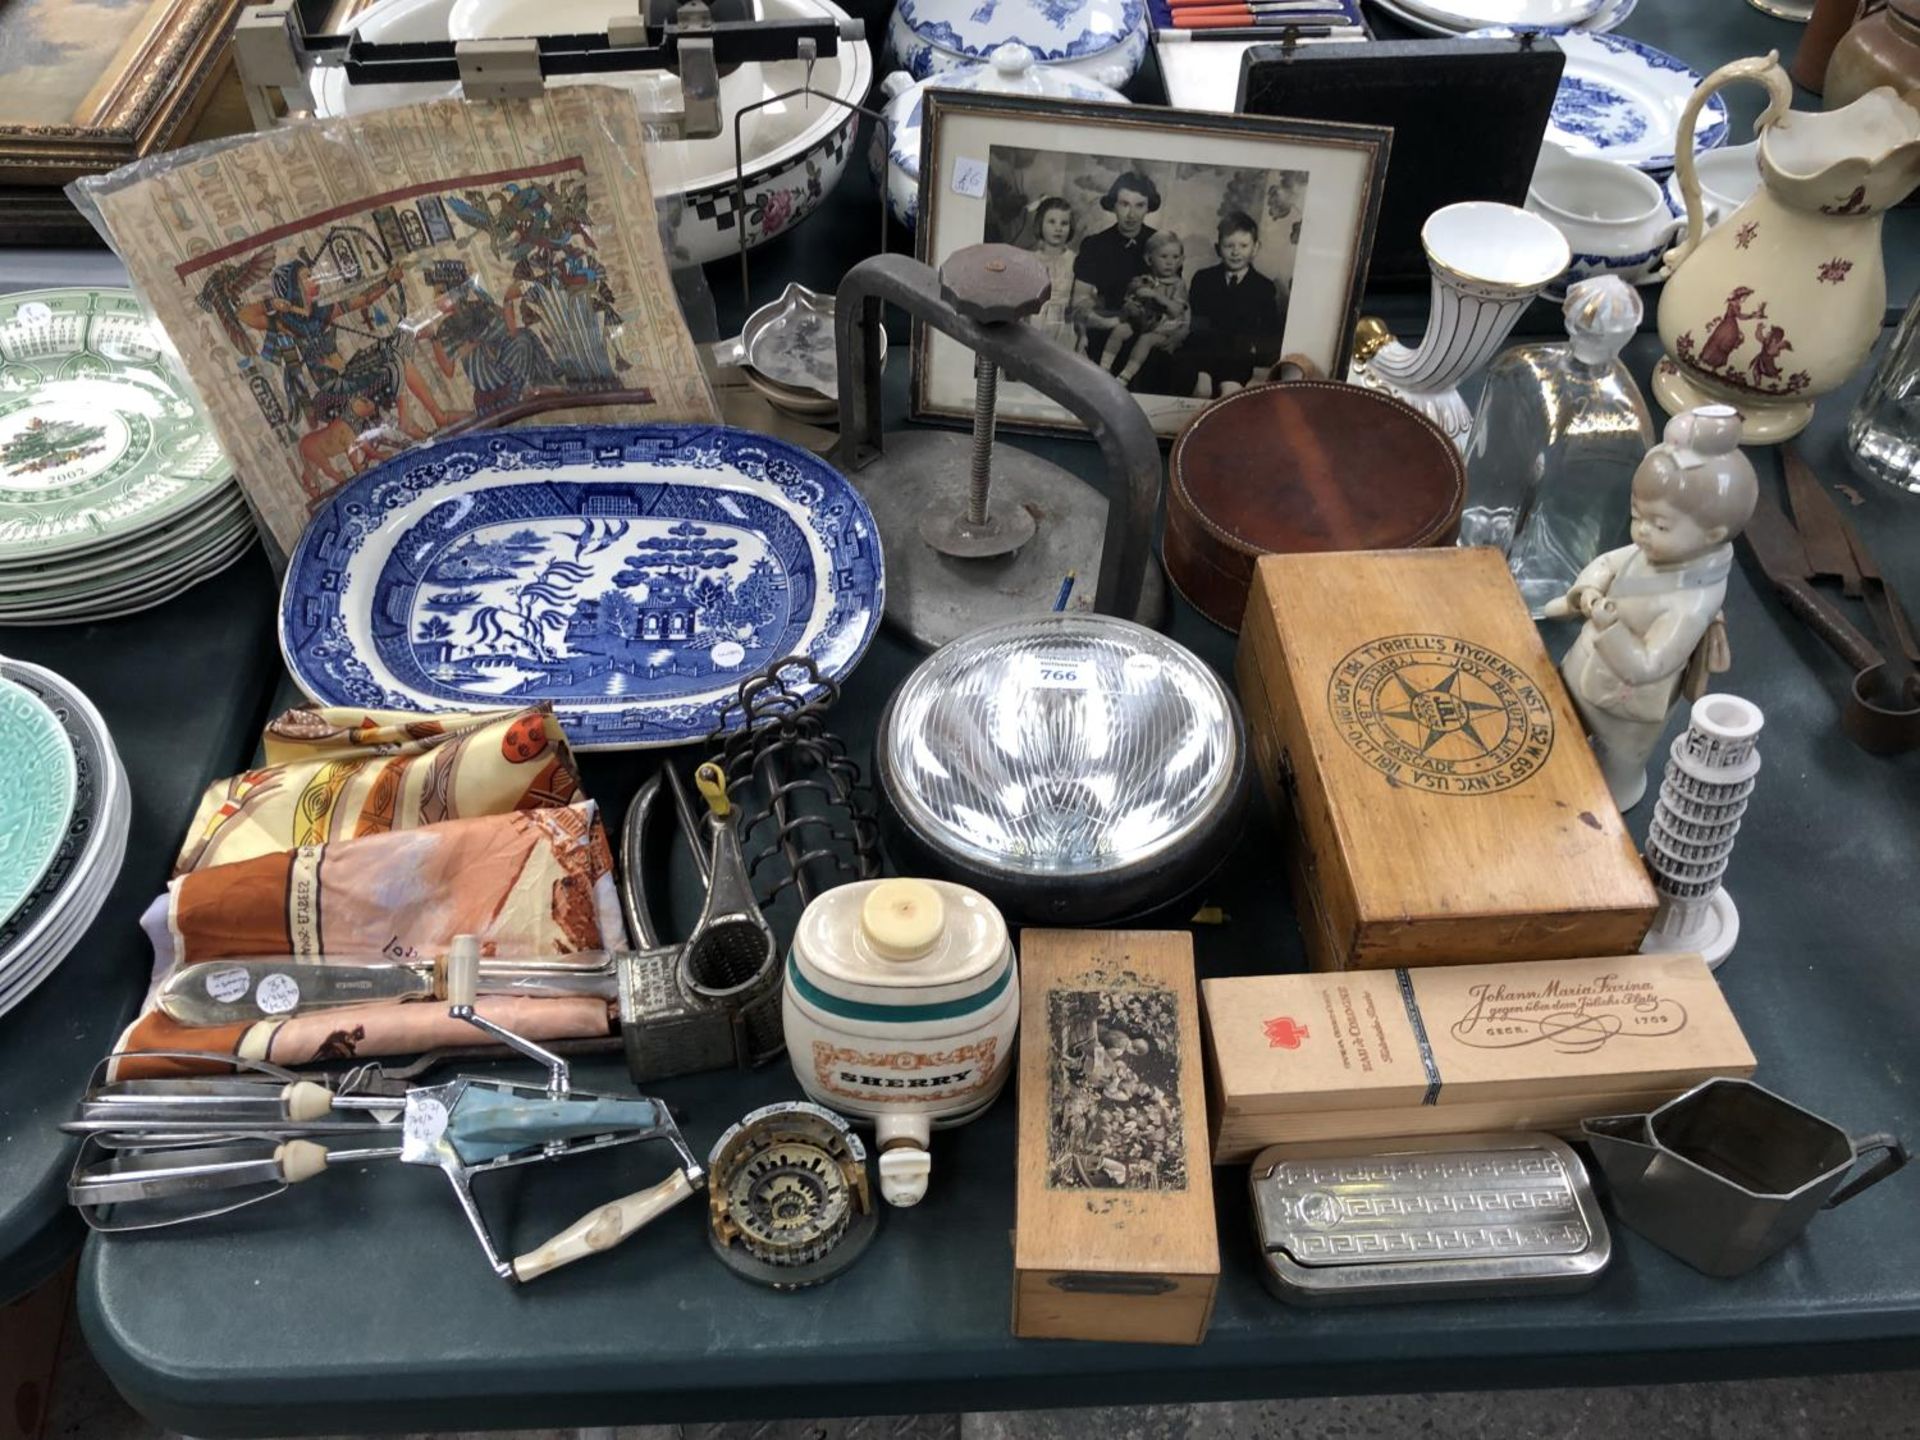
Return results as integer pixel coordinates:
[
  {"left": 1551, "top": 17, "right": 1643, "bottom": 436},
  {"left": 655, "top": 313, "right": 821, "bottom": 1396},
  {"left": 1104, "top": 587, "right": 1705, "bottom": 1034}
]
[
  {"left": 279, "top": 426, "right": 885, "bottom": 750},
  {"left": 1466, "top": 29, "right": 1725, "bottom": 173}
]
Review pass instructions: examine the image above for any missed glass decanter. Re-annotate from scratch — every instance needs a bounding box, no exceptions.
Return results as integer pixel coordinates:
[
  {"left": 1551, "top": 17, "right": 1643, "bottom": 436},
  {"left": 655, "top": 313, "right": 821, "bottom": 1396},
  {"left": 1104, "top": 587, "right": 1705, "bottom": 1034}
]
[
  {"left": 1459, "top": 275, "right": 1656, "bottom": 618},
  {"left": 1846, "top": 290, "right": 1920, "bottom": 494}
]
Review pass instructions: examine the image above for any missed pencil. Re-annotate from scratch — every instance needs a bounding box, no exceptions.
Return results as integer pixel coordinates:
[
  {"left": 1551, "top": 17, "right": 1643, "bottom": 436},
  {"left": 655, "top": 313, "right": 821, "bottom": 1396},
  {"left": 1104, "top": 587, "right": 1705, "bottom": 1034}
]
[{"left": 1164, "top": 12, "right": 1339, "bottom": 25}]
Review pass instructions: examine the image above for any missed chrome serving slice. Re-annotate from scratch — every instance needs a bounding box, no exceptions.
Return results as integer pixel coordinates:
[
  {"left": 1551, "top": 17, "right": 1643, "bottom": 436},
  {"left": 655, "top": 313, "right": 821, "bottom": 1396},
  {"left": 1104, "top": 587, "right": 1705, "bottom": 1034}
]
[{"left": 1249, "top": 1132, "right": 1610, "bottom": 1305}]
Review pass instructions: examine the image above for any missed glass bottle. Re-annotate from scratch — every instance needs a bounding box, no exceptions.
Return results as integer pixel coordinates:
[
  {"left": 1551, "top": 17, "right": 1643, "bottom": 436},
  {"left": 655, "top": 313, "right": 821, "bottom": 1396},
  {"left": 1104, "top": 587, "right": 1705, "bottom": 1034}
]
[
  {"left": 1458, "top": 275, "right": 1656, "bottom": 617},
  {"left": 1846, "top": 291, "right": 1920, "bottom": 494}
]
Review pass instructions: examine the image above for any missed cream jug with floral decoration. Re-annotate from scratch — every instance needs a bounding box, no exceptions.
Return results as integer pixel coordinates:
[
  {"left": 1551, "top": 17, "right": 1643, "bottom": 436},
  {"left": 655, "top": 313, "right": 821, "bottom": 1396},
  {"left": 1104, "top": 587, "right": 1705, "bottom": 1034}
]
[
  {"left": 784, "top": 878, "right": 1018, "bottom": 1208},
  {"left": 1655, "top": 53, "right": 1920, "bottom": 444}
]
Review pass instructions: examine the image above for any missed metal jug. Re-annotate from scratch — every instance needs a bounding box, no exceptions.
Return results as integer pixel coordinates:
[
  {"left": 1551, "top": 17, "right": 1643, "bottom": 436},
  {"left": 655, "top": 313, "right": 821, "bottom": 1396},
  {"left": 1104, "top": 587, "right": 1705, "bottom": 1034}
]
[{"left": 1582, "top": 1078, "right": 1908, "bottom": 1277}]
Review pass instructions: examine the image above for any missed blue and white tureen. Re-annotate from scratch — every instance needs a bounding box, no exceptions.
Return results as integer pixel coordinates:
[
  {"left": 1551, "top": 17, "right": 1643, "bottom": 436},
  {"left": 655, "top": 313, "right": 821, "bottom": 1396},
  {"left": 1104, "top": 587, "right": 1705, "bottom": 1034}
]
[
  {"left": 876, "top": 43, "right": 1129, "bottom": 227},
  {"left": 888, "top": 0, "right": 1147, "bottom": 90}
]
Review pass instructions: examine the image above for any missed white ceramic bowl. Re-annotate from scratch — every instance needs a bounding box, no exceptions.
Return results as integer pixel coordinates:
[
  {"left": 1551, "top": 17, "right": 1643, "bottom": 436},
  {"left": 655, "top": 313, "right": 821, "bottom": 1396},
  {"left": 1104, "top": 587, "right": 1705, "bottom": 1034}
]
[
  {"left": 1529, "top": 144, "right": 1681, "bottom": 296},
  {"left": 450, "top": 0, "right": 639, "bottom": 36},
  {"left": 312, "top": 0, "right": 871, "bottom": 266}
]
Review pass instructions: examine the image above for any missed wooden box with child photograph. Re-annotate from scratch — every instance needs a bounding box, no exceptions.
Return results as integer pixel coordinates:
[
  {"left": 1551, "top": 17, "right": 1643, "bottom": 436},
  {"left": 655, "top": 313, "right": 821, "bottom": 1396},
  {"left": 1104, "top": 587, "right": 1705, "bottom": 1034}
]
[{"left": 912, "top": 93, "right": 1389, "bottom": 439}]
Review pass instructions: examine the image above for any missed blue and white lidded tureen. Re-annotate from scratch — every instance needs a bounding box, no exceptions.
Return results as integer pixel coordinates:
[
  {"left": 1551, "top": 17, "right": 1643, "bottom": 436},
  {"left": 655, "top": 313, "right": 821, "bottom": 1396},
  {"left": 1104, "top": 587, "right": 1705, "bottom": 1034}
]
[
  {"left": 888, "top": 0, "right": 1147, "bottom": 90},
  {"left": 874, "top": 43, "right": 1130, "bottom": 227}
]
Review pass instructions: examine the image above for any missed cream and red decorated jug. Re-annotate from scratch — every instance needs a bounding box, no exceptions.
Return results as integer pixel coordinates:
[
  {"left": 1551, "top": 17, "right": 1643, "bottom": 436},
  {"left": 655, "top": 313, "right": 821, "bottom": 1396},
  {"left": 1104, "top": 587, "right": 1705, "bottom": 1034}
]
[
  {"left": 1655, "top": 54, "right": 1920, "bottom": 442},
  {"left": 783, "top": 878, "right": 1017, "bottom": 1207}
]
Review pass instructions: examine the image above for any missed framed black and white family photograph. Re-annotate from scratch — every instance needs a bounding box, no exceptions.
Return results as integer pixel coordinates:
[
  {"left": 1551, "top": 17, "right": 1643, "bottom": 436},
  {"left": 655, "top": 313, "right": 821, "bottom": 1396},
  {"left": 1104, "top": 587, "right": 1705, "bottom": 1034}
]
[{"left": 912, "top": 94, "right": 1390, "bottom": 439}]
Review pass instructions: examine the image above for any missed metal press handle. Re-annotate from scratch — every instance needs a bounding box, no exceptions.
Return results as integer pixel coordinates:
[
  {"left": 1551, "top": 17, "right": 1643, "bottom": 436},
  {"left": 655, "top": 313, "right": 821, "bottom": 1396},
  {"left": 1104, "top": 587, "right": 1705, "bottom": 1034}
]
[
  {"left": 832, "top": 251, "right": 1161, "bottom": 634},
  {"left": 1823, "top": 1133, "right": 1910, "bottom": 1209}
]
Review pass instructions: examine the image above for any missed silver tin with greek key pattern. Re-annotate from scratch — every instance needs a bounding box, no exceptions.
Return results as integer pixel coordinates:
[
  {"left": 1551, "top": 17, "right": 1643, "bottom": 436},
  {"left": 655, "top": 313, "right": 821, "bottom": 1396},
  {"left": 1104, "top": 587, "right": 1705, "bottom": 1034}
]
[{"left": 1249, "top": 1132, "right": 1610, "bottom": 1304}]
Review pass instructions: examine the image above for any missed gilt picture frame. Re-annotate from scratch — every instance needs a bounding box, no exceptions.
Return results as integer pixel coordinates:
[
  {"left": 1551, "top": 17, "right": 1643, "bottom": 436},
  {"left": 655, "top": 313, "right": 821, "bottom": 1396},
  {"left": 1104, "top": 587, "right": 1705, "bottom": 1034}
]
[
  {"left": 912, "top": 92, "right": 1389, "bottom": 440},
  {"left": 0, "top": 0, "right": 246, "bottom": 186}
]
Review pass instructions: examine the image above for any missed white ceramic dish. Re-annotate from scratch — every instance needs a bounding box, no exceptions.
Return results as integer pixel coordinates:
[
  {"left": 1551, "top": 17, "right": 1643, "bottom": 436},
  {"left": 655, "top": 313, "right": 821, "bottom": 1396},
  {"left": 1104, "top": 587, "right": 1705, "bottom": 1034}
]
[
  {"left": 312, "top": 0, "right": 871, "bottom": 266},
  {"left": 449, "top": 0, "right": 642, "bottom": 37},
  {"left": 1369, "top": 0, "right": 1634, "bottom": 34},
  {"left": 1394, "top": 0, "right": 1604, "bottom": 32},
  {"left": 1664, "top": 140, "right": 1763, "bottom": 229}
]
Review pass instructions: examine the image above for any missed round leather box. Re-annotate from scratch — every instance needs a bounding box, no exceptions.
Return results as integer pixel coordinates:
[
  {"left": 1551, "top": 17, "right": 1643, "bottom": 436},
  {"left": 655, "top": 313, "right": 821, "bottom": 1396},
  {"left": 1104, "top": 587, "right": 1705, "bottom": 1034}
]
[{"left": 1164, "top": 380, "right": 1467, "bottom": 632}]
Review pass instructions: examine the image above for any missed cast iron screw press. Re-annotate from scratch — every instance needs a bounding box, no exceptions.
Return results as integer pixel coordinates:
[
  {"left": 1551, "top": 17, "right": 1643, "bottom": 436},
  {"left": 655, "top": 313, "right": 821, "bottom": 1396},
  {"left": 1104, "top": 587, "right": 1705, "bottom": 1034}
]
[
  {"left": 920, "top": 247, "right": 1050, "bottom": 560},
  {"left": 833, "top": 243, "right": 1167, "bottom": 649}
]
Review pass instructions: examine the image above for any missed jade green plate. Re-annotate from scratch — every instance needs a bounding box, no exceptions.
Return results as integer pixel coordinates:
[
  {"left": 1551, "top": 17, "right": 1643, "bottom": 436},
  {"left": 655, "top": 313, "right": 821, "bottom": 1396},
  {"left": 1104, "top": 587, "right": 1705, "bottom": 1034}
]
[
  {"left": 0, "top": 287, "right": 234, "bottom": 563},
  {"left": 0, "top": 674, "right": 79, "bottom": 928}
]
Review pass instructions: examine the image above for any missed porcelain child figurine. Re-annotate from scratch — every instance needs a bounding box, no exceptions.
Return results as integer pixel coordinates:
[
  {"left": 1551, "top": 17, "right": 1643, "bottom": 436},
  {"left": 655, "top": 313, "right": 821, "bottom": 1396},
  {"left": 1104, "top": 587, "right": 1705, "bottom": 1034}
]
[{"left": 1546, "top": 404, "right": 1758, "bottom": 810}]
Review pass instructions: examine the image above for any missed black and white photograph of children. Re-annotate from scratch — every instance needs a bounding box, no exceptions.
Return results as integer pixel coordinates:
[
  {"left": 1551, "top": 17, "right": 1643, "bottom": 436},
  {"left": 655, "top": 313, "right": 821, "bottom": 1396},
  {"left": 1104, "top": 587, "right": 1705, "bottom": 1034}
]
[{"left": 982, "top": 149, "right": 1307, "bottom": 402}]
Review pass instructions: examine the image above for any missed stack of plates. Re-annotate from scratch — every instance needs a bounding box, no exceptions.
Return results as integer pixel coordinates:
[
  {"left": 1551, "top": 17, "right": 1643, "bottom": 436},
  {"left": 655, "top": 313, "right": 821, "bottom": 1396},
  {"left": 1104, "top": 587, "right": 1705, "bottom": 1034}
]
[
  {"left": 0, "top": 658, "right": 129, "bottom": 1020},
  {"left": 0, "top": 288, "right": 256, "bottom": 626}
]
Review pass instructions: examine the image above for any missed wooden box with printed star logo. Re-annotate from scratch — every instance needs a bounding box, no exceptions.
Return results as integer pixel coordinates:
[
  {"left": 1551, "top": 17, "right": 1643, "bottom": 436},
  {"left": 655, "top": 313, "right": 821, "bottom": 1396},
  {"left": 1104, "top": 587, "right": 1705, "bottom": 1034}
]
[{"left": 1235, "top": 548, "right": 1657, "bottom": 973}]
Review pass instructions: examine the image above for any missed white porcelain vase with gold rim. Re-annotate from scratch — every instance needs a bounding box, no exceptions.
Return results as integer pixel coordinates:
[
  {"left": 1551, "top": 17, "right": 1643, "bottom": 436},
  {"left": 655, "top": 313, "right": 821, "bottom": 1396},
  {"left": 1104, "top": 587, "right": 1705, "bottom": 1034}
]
[{"left": 1348, "top": 201, "right": 1571, "bottom": 451}]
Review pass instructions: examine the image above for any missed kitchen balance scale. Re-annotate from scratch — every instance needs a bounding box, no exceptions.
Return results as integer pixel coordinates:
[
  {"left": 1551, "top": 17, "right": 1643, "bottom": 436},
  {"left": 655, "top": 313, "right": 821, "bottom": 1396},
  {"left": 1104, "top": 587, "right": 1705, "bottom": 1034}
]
[{"left": 234, "top": 0, "right": 881, "bottom": 278}]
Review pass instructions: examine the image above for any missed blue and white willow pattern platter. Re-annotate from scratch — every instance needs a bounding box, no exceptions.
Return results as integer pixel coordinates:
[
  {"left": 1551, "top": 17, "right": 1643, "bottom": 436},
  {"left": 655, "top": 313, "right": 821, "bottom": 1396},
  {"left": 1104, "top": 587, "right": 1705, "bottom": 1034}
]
[{"left": 279, "top": 426, "right": 885, "bottom": 750}]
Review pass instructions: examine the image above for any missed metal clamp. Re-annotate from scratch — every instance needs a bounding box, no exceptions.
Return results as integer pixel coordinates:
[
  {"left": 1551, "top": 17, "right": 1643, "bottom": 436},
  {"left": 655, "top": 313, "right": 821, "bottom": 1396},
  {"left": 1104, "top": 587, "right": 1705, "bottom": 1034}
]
[{"left": 832, "top": 252, "right": 1163, "bottom": 636}]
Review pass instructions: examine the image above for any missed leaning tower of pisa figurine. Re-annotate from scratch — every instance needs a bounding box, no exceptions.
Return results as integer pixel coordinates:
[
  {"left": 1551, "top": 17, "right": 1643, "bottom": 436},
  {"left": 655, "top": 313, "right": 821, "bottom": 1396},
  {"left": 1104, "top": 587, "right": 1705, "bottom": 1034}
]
[{"left": 1639, "top": 692, "right": 1764, "bottom": 970}]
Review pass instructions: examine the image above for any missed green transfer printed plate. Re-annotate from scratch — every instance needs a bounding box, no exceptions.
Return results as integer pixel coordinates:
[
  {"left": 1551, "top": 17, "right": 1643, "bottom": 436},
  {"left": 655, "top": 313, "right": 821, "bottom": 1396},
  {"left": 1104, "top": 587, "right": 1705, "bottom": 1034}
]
[
  {"left": 0, "top": 288, "right": 234, "bottom": 562},
  {"left": 0, "top": 674, "right": 78, "bottom": 929}
]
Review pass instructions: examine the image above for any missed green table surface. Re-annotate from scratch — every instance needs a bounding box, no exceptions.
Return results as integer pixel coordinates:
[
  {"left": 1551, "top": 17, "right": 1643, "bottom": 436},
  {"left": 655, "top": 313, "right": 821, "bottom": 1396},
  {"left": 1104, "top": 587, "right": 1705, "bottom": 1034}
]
[
  {"left": 0, "top": 0, "right": 1905, "bottom": 1426},
  {"left": 76, "top": 335, "right": 1920, "bottom": 1438}
]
